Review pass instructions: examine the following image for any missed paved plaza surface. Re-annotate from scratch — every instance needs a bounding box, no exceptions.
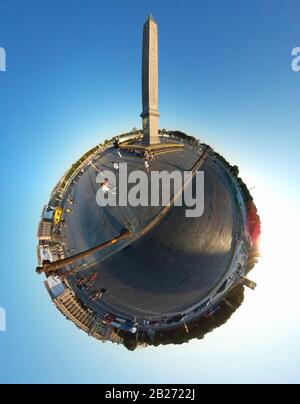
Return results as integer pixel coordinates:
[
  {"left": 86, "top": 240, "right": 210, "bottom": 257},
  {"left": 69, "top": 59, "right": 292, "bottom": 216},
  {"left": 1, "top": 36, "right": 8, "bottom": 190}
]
[{"left": 62, "top": 145, "right": 240, "bottom": 320}]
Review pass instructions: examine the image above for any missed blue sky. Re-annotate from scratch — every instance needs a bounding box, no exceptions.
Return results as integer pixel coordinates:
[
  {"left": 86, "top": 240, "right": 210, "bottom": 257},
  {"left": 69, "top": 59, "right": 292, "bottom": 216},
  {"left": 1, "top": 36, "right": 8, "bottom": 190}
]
[{"left": 0, "top": 0, "right": 300, "bottom": 384}]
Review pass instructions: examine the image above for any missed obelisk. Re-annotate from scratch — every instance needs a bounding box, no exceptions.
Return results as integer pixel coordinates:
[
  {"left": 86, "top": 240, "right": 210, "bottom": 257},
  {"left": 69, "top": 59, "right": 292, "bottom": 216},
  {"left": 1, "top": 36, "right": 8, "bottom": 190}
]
[{"left": 141, "top": 15, "right": 160, "bottom": 145}]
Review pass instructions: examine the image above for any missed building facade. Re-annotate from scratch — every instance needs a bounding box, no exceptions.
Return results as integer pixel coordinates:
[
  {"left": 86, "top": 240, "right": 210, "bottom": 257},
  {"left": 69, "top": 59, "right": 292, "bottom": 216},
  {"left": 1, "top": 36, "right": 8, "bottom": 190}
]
[
  {"left": 45, "top": 283, "right": 123, "bottom": 344},
  {"left": 38, "top": 219, "right": 53, "bottom": 241}
]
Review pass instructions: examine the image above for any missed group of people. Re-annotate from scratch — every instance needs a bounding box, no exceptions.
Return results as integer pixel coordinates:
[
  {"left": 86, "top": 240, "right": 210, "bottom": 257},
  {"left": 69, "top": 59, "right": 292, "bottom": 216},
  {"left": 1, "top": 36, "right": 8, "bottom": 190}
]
[
  {"left": 76, "top": 273, "right": 98, "bottom": 290},
  {"left": 99, "top": 151, "right": 122, "bottom": 196},
  {"left": 143, "top": 150, "right": 155, "bottom": 172},
  {"left": 191, "top": 139, "right": 201, "bottom": 151},
  {"left": 76, "top": 273, "right": 106, "bottom": 301},
  {"left": 90, "top": 288, "right": 106, "bottom": 301}
]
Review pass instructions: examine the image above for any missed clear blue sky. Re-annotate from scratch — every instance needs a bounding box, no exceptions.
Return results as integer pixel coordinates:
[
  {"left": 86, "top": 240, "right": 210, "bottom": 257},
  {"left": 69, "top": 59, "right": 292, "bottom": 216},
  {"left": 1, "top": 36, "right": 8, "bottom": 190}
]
[{"left": 0, "top": 0, "right": 300, "bottom": 384}]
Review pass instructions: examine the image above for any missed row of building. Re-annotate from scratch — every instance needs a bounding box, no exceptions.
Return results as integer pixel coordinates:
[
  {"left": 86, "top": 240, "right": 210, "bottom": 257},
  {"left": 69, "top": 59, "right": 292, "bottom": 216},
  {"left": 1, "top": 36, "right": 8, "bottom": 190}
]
[
  {"left": 37, "top": 198, "right": 123, "bottom": 345},
  {"left": 37, "top": 205, "right": 65, "bottom": 266},
  {"left": 45, "top": 278, "right": 123, "bottom": 344}
]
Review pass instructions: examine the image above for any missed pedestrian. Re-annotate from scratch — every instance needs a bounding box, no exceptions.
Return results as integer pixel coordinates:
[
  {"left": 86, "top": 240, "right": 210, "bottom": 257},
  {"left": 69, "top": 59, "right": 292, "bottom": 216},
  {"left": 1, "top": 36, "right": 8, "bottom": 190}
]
[
  {"left": 91, "top": 288, "right": 106, "bottom": 301},
  {"left": 101, "top": 178, "right": 110, "bottom": 195},
  {"left": 89, "top": 273, "right": 97, "bottom": 282}
]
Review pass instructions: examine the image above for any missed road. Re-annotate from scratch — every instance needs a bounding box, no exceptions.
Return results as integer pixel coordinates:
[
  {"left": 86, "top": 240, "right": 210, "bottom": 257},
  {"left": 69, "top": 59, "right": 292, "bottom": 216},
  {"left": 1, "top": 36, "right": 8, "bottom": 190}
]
[{"left": 61, "top": 145, "right": 241, "bottom": 321}]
